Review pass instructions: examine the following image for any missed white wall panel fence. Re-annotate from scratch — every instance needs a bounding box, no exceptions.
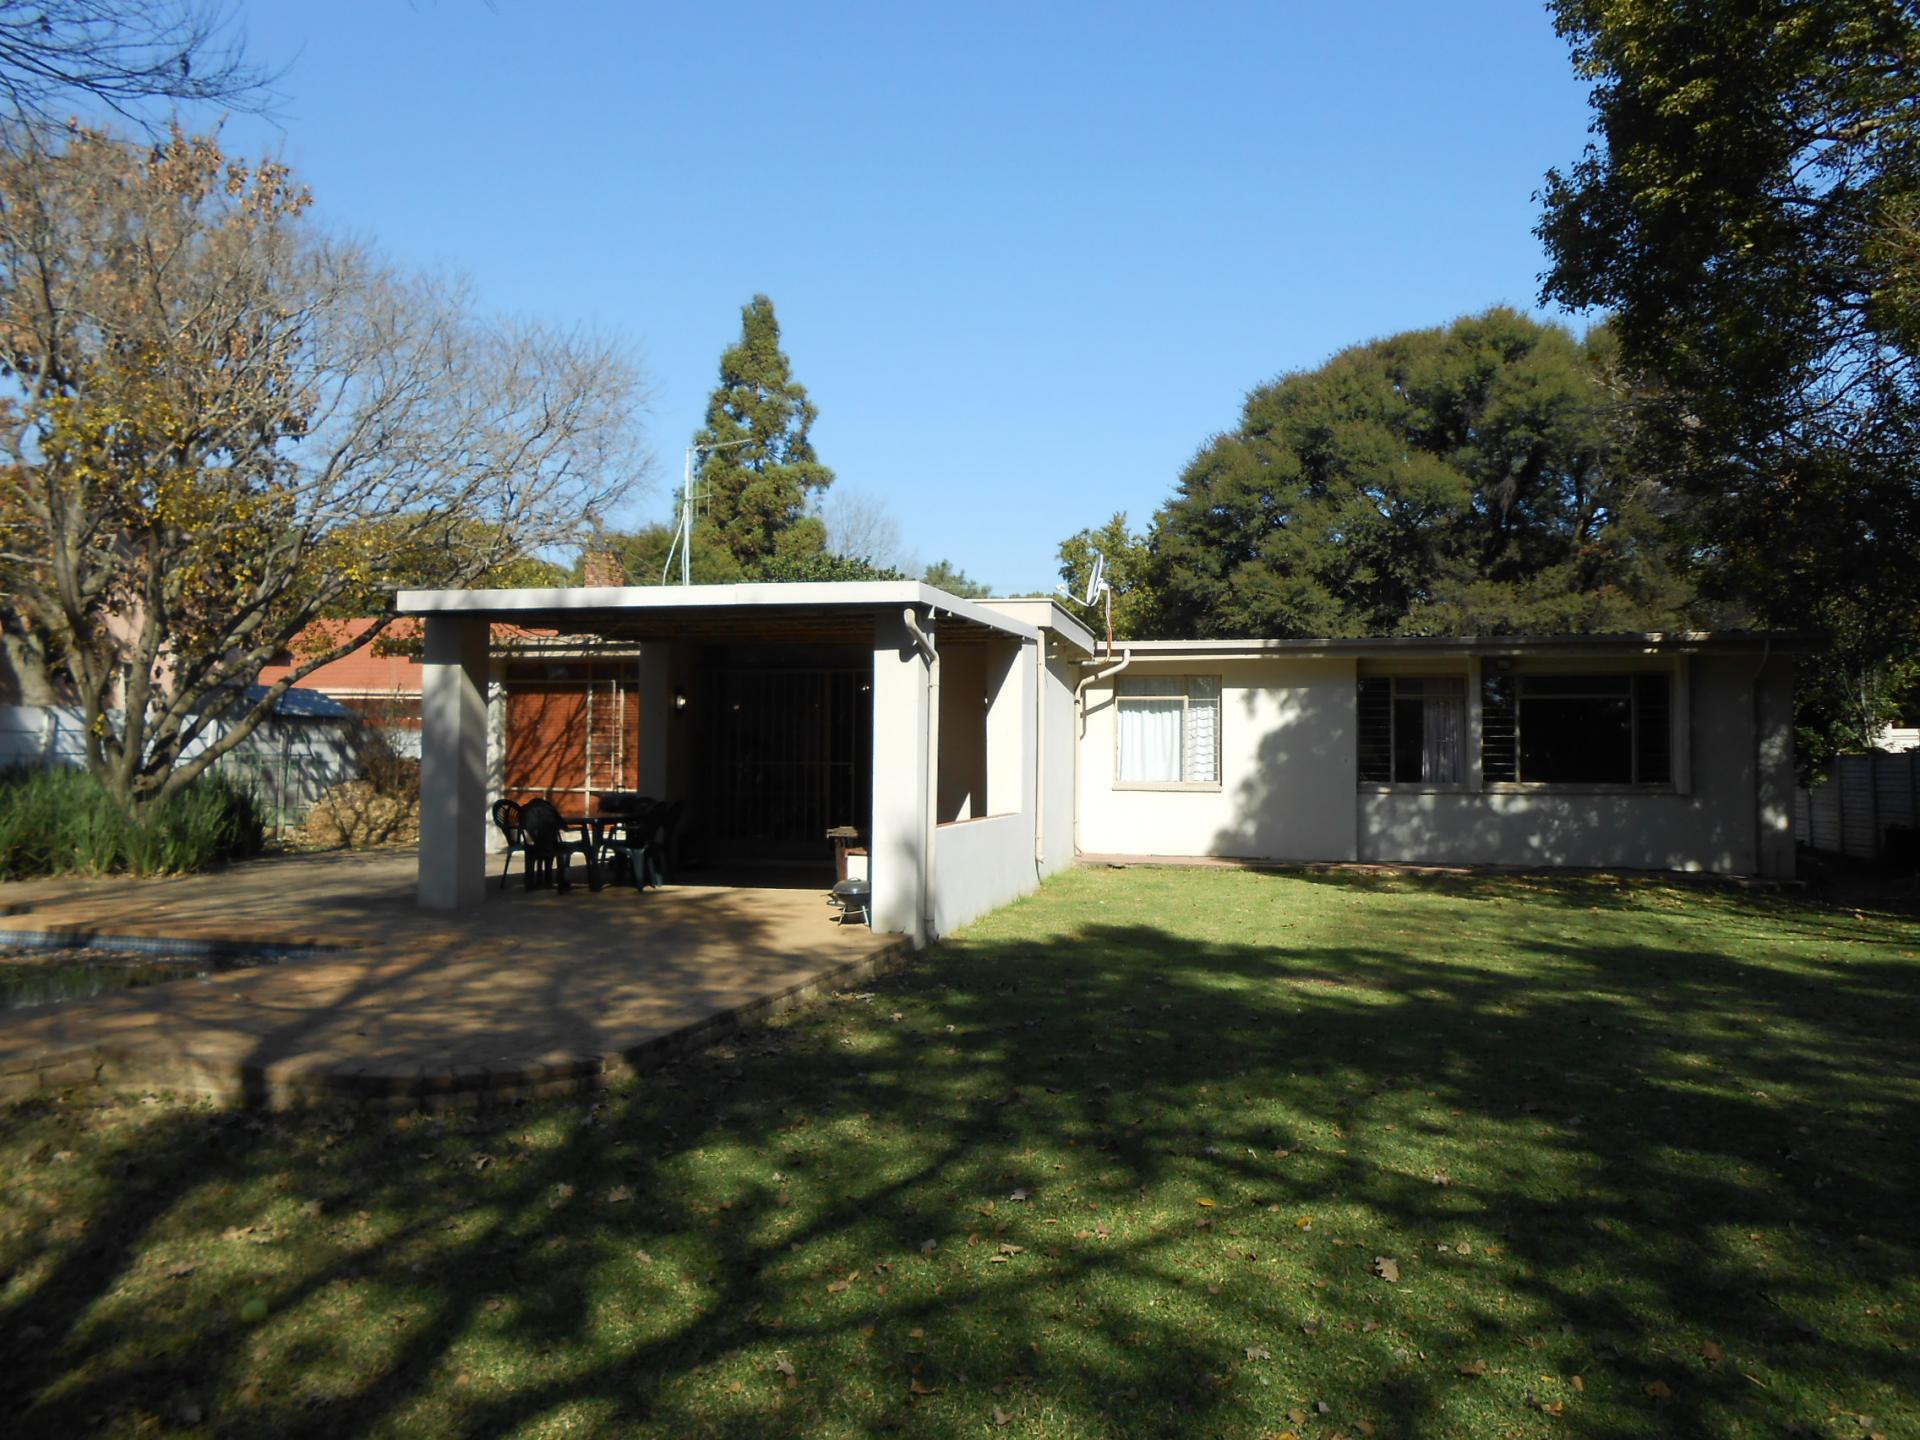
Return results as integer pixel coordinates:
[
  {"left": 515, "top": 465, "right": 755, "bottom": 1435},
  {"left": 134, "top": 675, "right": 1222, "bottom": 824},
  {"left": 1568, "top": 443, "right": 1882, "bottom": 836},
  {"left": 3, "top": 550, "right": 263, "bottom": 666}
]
[
  {"left": 1794, "top": 751, "right": 1920, "bottom": 862},
  {"left": 0, "top": 703, "right": 360, "bottom": 828}
]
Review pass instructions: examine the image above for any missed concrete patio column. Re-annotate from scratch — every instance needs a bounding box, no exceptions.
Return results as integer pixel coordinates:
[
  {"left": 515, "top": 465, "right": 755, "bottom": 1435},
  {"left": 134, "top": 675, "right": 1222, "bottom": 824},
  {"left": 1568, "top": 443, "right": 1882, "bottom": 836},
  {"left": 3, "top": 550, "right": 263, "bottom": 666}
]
[
  {"left": 871, "top": 609, "right": 932, "bottom": 944},
  {"left": 418, "top": 615, "right": 490, "bottom": 909},
  {"left": 635, "top": 642, "right": 673, "bottom": 798}
]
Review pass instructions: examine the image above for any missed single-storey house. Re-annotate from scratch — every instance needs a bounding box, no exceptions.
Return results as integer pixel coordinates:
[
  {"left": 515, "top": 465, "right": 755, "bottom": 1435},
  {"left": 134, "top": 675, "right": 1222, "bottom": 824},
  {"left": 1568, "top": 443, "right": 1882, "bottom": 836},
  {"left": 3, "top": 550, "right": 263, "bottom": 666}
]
[{"left": 394, "top": 582, "right": 1796, "bottom": 942}]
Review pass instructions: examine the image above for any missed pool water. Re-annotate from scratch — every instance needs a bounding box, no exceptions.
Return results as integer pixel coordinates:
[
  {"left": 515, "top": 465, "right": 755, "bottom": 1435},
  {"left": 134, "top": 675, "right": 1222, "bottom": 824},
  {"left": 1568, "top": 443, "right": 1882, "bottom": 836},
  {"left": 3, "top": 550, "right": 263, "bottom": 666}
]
[{"left": 0, "top": 939, "right": 302, "bottom": 1011}]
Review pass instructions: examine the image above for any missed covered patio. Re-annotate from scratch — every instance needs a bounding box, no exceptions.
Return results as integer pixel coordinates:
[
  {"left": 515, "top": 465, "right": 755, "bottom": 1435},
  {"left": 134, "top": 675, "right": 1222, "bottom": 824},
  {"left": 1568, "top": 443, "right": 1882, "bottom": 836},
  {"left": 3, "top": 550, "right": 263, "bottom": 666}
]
[
  {"left": 400, "top": 582, "right": 1091, "bottom": 942},
  {"left": 0, "top": 848, "right": 907, "bottom": 1107}
]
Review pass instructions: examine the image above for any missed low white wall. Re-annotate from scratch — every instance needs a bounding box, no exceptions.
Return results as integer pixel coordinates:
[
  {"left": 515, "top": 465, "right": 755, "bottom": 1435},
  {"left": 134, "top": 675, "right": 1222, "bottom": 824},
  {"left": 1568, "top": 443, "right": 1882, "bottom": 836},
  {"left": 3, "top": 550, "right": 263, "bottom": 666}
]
[
  {"left": 1075, "top": 658, "right": 1360, "bottom": 861},
  {"left": 932, "top": 812, "right": 1039, "bottom": 934}
]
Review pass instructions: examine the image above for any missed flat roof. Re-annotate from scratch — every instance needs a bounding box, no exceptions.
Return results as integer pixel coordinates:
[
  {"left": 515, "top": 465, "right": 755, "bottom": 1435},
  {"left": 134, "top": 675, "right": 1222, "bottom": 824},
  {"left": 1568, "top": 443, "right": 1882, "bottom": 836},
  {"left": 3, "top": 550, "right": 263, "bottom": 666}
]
[
  {"left": 1090, "top": 632, "right": 1800, "bottom": 661},
  {"left": 393, "top": 581, "right": 1055, "bottom": 645}
]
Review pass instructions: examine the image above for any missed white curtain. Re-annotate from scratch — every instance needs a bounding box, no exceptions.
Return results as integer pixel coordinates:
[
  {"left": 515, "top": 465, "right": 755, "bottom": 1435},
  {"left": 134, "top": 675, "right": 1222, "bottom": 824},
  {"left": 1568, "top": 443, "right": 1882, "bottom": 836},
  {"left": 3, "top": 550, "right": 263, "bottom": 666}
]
[
  {"left": 1118, "top": 698, "right": 1183, "bottom": 782},
  {"left": 1421, "top": 687, "right": 1464, "bottom": 783}
]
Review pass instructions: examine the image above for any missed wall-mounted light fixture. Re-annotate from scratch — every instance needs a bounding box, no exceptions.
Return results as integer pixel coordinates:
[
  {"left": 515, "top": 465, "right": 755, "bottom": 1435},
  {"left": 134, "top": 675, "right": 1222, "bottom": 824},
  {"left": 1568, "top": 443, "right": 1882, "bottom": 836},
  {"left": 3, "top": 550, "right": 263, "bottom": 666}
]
[{"left": 673, "top": 688, "right": 688, "bottom": 712}]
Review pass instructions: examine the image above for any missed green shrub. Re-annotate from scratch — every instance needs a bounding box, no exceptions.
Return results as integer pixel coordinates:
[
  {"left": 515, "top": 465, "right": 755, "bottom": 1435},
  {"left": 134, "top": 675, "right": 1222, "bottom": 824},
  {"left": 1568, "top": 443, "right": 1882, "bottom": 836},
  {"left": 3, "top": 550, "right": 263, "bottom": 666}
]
[{"left": 0, "top": 766, "right": 265, "bottom": 879}]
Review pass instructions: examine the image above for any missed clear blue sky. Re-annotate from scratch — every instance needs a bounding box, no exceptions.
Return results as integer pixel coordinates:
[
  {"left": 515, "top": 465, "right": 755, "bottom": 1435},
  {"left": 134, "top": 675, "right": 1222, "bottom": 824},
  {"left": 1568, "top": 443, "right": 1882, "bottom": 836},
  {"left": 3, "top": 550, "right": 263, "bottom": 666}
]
[{"left": 221, "top": 0, "right": 1596, "bottom": 595}]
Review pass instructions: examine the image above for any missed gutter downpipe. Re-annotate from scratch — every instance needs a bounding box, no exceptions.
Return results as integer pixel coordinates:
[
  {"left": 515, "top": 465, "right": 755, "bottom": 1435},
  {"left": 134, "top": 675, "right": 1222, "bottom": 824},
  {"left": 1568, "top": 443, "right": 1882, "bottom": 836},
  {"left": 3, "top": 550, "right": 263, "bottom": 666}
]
[
  {"left": 1071, "top": 648, "right": 1132, "bottom": 857},
  {"left": 1033, "top": 635, "right": 1048, "bottom": 882},
  {"left": 903, "top": 607, "right": 938, "bottom": 944}
]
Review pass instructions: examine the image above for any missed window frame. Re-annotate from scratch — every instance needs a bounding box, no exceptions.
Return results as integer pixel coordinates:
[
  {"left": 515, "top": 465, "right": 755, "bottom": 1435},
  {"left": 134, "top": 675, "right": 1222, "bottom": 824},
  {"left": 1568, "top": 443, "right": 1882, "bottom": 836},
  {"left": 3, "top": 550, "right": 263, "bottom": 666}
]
[
  {"left": 1356, "top": 674, "right": 1470, "bottom": 791},
  {"left": 1111, "top": 673, "right": 1223, "bottom": 792},
  {"left": 1483, "top": 669, "right": 1676, "bottom": 791}
]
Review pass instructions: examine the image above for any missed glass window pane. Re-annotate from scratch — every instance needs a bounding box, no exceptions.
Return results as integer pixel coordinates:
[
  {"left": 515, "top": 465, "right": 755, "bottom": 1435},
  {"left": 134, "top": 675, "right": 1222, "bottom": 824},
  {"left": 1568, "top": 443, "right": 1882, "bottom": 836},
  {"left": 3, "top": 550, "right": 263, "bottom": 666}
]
[
  {"left": 1117, "top": 676, "right": 1186, "bottom": 697},
  {"left": 1521, "top": 675, "right": 1631, "bottom": 698},
  {"left": 1520, "top": 696, "right": 1632, "bottom": 782},
  {"left": 1117, "top": 698, "right": 1183, "bottom": 782}
]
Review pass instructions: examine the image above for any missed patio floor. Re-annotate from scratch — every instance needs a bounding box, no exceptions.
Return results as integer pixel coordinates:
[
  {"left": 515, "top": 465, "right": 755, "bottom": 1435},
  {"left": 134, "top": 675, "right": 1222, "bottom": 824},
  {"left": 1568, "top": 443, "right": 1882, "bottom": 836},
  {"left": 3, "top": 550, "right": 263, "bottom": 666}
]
[{"left": 0, "top": 849, "right": 906, "bottom": 1107}]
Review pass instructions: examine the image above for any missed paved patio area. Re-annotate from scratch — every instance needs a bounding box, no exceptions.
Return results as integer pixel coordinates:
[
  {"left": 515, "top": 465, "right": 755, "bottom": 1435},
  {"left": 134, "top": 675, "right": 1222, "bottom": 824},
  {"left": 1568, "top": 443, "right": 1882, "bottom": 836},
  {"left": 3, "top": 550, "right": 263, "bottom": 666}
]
[{"left": 0, "top": 849, "right": 905, "bottom": 1107}]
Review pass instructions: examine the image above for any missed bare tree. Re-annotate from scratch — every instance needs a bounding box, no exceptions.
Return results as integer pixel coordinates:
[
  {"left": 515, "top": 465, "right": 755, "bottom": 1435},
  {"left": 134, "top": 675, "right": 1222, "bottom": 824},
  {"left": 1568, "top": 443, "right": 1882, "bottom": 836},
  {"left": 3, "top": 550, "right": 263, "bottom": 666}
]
[
  {"left": 817, "top": 486, "right": 911, "bottom": 571},
  {"left": 0, "top": 128, "right": 650, "bottom": 811},
  {"left": 0, "top": 1, "right": 274, "bottom": 126}
]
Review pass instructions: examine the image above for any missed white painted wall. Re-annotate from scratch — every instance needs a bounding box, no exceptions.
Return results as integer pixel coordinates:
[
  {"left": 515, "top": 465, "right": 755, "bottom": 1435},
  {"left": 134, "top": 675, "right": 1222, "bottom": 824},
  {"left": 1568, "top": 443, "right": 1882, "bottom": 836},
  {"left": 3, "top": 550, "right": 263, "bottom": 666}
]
[
  {"left": 1039, "top": 648, "right": 1078, "bottom": 875},
  {"left": 1075, "top": 658, "right": 1360, "bottom": 861},
  {"left": 1071, "top": 650, "right": 1795, "bottom": 877},
  {"left": 1357, "top": 654, "right": 1792, "bottom": 875}
]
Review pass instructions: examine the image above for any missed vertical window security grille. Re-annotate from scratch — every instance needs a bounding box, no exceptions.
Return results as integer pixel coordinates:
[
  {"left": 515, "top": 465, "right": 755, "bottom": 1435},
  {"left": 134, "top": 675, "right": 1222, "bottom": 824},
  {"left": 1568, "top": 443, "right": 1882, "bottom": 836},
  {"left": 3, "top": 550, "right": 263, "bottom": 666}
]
[
  {"left": 1116, "top": 675, "right": 1221, "bottom": 785},
  {"left": 1357, "top": 677, "right": 1465, "bottom": 783}
]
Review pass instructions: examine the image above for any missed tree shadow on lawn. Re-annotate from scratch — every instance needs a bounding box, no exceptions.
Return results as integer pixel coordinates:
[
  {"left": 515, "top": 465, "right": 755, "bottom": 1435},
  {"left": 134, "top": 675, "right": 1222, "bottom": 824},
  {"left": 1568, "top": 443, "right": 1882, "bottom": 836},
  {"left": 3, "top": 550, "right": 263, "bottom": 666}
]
[{"left": 3, "top": 876, "right": 1918, "bottom": 1439}]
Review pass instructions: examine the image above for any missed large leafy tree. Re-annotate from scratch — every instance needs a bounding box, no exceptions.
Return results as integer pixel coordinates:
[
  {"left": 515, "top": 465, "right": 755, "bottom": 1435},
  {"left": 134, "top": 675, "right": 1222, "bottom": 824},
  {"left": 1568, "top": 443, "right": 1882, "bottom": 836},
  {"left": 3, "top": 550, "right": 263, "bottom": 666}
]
[
  {"left": 0, "top": 128, "right": 646, "bottom": 811},
  {"left": 1537, "top": 0, "right": 1920, "bottom": 760},
  {"left": 691, "top": 294, "right": 834, "bottom": 572},
  {"left": 1148, "top": 308, "right": 1690, "bottom": 639}
]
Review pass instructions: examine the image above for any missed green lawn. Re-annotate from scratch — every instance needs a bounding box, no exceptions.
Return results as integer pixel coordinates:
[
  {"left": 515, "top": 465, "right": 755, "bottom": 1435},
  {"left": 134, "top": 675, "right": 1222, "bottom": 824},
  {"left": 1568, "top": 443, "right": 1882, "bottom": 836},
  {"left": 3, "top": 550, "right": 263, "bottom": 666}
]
[{"left": 3, "top": 866, "right": 1918, "bottom": 1439}]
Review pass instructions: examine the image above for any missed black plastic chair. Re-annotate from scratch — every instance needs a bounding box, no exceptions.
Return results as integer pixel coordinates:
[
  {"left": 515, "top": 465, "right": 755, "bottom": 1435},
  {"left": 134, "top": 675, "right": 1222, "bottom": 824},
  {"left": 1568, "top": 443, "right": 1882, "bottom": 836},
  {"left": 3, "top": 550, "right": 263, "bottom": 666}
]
[
  {"left": 518, "top": 798, "right": 597, "bottom": 893},
  {"left": 490, "top": 798, "right": 528, "bottom": 891},
  {"left": 595, "top": 799, "right": 662, "bottom": 891}
]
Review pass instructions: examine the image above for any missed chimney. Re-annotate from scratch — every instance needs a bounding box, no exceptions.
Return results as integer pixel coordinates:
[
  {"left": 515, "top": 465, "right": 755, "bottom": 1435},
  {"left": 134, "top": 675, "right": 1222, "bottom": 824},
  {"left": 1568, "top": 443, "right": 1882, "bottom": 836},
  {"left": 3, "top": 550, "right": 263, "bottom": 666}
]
[{"left": 582, "top": 545, "right": 627, "bottom": 588}]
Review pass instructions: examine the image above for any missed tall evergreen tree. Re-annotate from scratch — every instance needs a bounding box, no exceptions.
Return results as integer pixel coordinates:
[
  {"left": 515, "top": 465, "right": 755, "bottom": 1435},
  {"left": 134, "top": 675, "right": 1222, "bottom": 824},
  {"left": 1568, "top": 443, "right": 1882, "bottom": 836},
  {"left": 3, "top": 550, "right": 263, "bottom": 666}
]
[{"left": 692, "top": 295, "right": 834, "bottom": 572}]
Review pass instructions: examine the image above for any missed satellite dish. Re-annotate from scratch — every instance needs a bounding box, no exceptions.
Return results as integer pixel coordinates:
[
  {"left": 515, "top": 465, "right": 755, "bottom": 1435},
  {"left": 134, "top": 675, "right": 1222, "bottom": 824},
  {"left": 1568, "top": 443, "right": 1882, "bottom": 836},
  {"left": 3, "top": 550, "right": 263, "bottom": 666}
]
[{"left": 1080, "top": 551, "right": 1107, "bottom": 608}]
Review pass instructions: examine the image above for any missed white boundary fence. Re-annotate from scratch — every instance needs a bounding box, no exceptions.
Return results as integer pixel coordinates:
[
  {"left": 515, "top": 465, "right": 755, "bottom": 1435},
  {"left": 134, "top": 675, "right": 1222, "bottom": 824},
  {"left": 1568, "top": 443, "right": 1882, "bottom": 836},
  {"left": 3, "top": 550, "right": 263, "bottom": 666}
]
[
  {"left": 1794, "top": 751, "right": 1920, "bottom": 863},
  {"left": 0, "top": 702, "right": 361, "bottom": 829}
]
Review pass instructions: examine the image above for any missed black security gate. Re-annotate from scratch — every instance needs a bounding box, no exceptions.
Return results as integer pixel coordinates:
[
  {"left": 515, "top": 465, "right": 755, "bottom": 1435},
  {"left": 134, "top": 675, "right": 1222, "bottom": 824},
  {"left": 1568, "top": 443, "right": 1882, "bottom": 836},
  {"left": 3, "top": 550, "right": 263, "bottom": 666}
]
[{"left": 697, "top": 667, "right": 871, "bottom": 861}]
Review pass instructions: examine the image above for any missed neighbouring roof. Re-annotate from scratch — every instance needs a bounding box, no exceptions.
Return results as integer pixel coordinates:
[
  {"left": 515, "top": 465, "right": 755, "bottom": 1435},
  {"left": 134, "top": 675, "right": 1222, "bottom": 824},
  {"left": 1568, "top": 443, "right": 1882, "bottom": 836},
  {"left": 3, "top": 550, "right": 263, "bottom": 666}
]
[{"left": 220, "top": 684, "right": 357, "bottom": 720}]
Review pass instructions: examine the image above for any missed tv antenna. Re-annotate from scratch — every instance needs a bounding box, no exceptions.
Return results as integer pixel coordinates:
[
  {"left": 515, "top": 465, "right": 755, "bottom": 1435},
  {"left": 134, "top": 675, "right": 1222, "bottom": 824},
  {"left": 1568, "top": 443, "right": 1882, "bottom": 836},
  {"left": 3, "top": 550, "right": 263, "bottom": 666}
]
[
  {"left": 1057, "top": 550, "right": 1115, "bottom": 655},
  {"left": 662, "top": 437, "right": 756, "bottom": 585}
]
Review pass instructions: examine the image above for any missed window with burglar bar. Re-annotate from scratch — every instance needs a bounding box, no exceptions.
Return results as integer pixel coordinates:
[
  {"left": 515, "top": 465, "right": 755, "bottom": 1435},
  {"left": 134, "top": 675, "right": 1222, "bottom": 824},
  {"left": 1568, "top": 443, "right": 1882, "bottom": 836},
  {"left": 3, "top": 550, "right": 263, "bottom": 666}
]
[
  {"left": 1357, "top": 677, "right": 1465, "bottom": 784},
  {"left": 1481, "top": 672, "right": 1672, "bottom": 785},
  {"left": 1115, "top": 675, "right": 1220, "bottom": 786}
]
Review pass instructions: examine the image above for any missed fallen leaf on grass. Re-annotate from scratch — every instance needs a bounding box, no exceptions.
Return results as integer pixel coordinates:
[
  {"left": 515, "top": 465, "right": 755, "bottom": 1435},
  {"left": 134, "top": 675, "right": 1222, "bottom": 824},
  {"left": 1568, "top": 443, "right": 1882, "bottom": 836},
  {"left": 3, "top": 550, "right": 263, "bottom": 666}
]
[
  {"left": 1197, "top": 1197, "right": 1217, "bottom": 1208},
  {"left": 910, "top": 1378, "right": 938, "bottom": 1396},
  {"left": 1295, "top": 1216, "right": 1314, "bottom": 1230},
  {"left": 1570, "top": 1375, "right": 1584, "bottom": 1392},
  {"left": 826, "top": 1272, "right": 858, "bottom": 1293},
  {"left": 920, "top": 1238, "right": 938, "bottom": 1253},
  {"left": 1645, "top": 1380, "right": 1674, "bottom": 1399},
  {"left": 1458, "top": 1359, "right": 1489, "bottom": 1377},
  {"left": 993, "top": 1407, "right": 1012, "bottom": 1427},
  {"left": 1702, "top": 1340, "right": 1724, "bottom": 1365},
  {"left": 1370, "top": 1257, "right": 1400, "bottom": 1283},
  {"left": 605, "top": 1185, "right": 633, "bottom": 1204},
  {"left": 1245, "top": 1345, "right": 1272, "bottom": 1362},
  {"left": 1289, "top": 1408, "right": 1309, "bottom": 1424}
]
